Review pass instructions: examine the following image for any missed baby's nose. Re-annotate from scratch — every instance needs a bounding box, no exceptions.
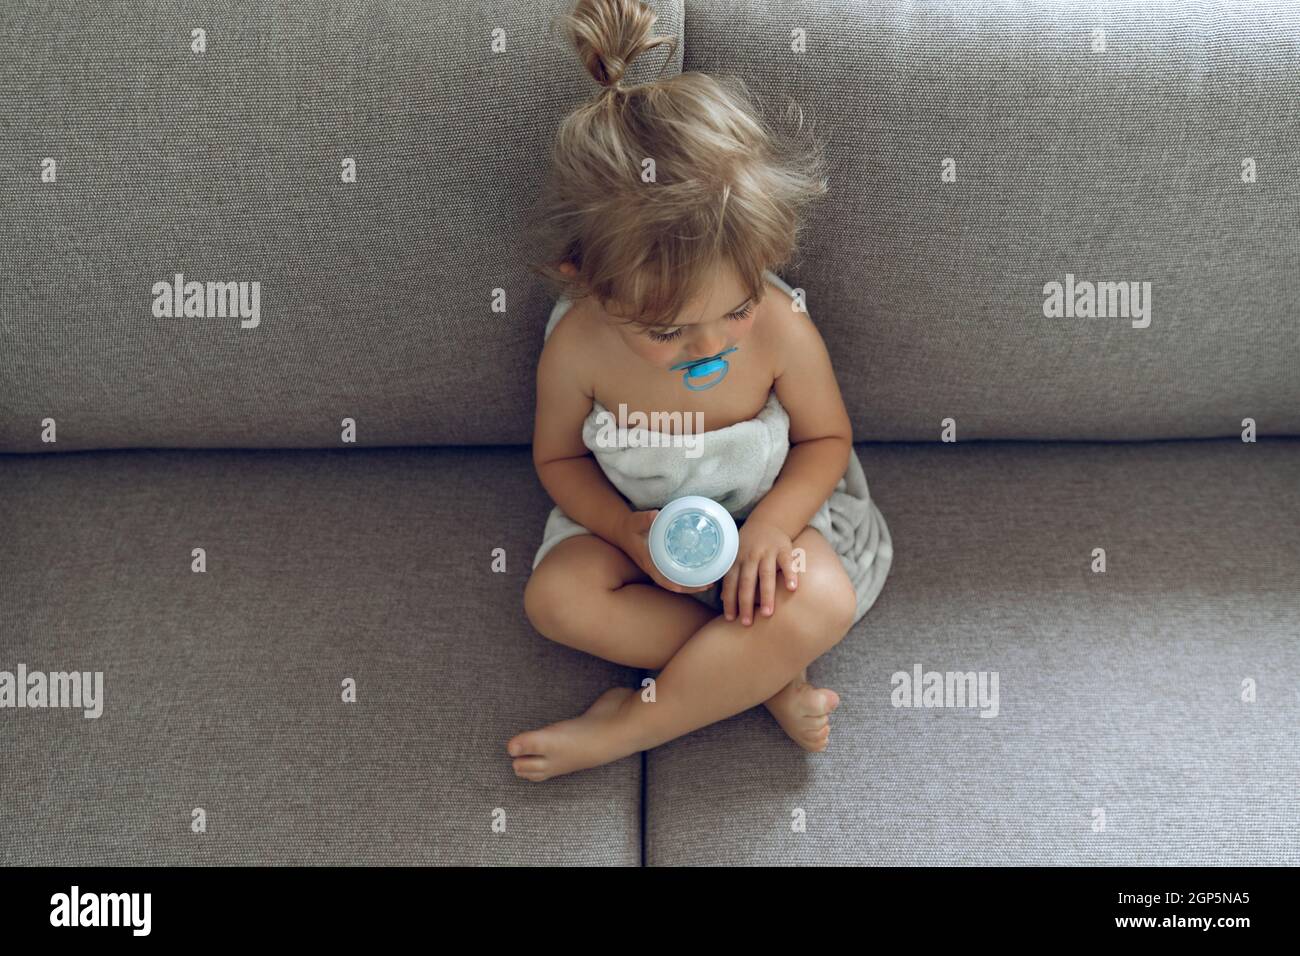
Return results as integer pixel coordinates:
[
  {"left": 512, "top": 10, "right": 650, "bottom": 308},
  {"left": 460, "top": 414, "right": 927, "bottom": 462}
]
[{"left": 690, "top": 333, "right": 726, "bottom": 358}]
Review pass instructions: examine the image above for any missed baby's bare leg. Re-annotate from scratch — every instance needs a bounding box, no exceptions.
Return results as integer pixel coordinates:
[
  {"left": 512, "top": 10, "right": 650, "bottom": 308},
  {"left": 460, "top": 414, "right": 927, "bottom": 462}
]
[
  {"left": 525, "top": 533, "right": 842, "bottom": 749},
  {"left": 524, "top": 533, "right": 715, "bottom": 670},
  {"left": 609, "top": 527, "right": 856, "bottom": 755},
  {"left": 510, "top": 527, "right": 857, "bottom": 780}
]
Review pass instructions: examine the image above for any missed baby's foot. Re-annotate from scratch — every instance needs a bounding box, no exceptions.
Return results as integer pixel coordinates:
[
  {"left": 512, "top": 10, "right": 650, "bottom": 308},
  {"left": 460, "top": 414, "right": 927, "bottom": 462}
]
[
  {"left": 507, "top": 687, "right": 639, "bottom": 782},
  {"left": 764, "top": 677, "right": 840, "bottom": 752}
]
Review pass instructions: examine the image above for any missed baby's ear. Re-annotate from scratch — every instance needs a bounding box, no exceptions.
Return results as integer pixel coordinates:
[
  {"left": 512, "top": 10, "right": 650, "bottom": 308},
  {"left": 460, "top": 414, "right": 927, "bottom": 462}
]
[{"left": 557, "top": 261, "right": 577, "bottom": 277}]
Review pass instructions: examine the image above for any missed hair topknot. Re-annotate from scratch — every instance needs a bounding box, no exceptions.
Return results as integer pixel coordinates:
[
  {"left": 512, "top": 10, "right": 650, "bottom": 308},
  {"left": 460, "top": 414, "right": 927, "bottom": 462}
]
[
  {"left": 563, "top": 0, "right": 677, "bottom": 91},
  {"left": 524, "top": 0, "right": 830, "bottom": 330}
]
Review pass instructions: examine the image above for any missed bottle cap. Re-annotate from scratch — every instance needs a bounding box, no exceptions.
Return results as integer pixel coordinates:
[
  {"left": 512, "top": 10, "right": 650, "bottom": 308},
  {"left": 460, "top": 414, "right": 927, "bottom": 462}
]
[{"left": 648, "top": 495, "right": 740, "bottom": 588}]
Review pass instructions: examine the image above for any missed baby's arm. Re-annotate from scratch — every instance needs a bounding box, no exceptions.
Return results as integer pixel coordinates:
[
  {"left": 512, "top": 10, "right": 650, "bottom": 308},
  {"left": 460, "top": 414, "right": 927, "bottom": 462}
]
[
  {"left": 532, "top": 312, "right": 633, "bottom": 552},
  {"left": 746, "top": 302, "right": 853, "bottom": 540},
  {"left": 723, "top": 300, "right": 853, "bottom": 623}
]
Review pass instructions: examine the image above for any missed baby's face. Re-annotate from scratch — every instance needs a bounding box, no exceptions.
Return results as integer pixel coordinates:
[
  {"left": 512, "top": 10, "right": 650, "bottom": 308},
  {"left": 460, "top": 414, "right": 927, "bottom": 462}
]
[{"left": 607, "top": 263, "right": 761, "bottom": 371}]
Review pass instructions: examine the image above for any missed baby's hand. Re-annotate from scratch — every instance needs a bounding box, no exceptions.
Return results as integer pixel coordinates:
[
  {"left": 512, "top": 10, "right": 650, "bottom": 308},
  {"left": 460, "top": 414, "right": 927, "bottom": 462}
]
[
  {"left": 721, "top": 520, "right": 798, "bottom": 626},
  {"left": 618, "top": 510, "right": 715, "bottom": 596}
]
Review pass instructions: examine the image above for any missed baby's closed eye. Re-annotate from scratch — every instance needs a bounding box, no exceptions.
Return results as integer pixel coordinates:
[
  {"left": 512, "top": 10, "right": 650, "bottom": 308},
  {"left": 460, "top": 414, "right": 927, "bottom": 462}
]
[{"left": 647, "top": 301, "right": 755, "bottom": 343}]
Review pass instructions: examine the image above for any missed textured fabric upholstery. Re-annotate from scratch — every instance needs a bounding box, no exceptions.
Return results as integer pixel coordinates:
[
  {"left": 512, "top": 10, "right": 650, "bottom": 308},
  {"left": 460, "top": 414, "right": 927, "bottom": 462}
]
[
  {"left": 681, "top": 0, "right": 1300, "bottom": 440},
  {"left": 0, "top": 0, "right": 685, "bottom": 451},
  {"left": 646, "top": 437, "right": 1300, "bottom": 864},
  {"left": 0, "top": 445, "right": 642, "bottom": 864}
]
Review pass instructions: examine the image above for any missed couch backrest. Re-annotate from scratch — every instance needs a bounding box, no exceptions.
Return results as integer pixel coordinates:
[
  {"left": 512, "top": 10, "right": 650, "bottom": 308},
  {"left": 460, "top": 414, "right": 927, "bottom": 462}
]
[
  {"left": 0, "top": 0, "right": 684, "bottom": 452},
  {"left": 685, "top": 0, "right": 1300, "bottom": 441},
  {"left": 2, "top": 0, "right": 1295, "bottom": 452}
]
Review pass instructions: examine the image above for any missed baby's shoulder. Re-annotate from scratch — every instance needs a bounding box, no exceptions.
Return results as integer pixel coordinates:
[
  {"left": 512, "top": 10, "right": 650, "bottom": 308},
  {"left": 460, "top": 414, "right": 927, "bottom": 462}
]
[
  {"left": 757, "top": 278, "right": 822, "bottom": 378},
  {"left": 538, "top": 295, "right": 599, "bottom": 399}
]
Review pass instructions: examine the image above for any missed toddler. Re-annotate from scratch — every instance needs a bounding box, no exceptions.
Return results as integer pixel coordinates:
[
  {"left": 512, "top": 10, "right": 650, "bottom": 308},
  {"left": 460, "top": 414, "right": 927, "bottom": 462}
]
[{"left": 509, "top": 0, "right": 893, "bottom": 781}]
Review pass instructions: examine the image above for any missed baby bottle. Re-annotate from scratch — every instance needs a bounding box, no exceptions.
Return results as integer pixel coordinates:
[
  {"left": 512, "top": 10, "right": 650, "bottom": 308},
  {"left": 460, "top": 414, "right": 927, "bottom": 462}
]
[{"left": 648, "top": 495, "right": 740, "bottom": 588}]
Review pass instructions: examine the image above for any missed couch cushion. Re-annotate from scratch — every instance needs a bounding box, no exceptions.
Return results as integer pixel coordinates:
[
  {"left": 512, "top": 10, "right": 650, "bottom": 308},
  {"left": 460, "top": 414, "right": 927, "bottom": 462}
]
[
  {"left": 645, "top": 437, "right": 1300, "bottom": 864},
  {"left": 683, "top": 0, "right": 1300, "bottom": 440},
  {"left": 0, "top": 445, "right": 642, "bottom": 864},
  {"left": 0, "top": 0, "right": 684, "bottom": 452}
]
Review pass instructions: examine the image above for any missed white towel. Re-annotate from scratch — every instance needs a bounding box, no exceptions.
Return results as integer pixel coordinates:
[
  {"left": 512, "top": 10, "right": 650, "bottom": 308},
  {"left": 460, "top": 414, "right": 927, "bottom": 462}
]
[{"left": 532, "top": 271, "right": 894, "bottom": 627}]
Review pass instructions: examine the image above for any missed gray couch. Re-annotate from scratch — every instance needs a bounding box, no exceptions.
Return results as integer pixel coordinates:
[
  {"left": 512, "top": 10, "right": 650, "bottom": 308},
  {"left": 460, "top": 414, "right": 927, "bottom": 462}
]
[{"left": 2, "top": 0, "right": 1297, "bottom": 865}]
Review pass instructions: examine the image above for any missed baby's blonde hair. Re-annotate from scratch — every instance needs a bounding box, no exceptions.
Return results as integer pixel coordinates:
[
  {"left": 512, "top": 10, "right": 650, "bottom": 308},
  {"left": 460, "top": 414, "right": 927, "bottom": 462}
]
[{"left": 525, "top": 0, "right": 830, "bottom": 330}]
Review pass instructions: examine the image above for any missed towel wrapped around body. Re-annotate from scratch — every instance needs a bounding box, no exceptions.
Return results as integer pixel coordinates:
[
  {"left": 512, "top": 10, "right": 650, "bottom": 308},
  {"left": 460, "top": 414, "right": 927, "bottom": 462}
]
[{"left": 532, "top": 276, "right": 894, "bottom": 628}]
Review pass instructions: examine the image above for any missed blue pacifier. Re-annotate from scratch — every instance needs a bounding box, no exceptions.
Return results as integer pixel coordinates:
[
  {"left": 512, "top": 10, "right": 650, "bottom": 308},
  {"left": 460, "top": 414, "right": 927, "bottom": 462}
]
[
  {"left": 647, "top": 495, "right": 740, "bottom": 589},
  {"left": 669, "top": 346, "right": 739, "bottom": 391}
]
